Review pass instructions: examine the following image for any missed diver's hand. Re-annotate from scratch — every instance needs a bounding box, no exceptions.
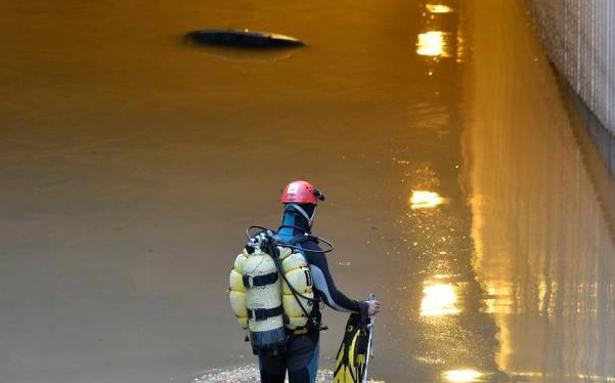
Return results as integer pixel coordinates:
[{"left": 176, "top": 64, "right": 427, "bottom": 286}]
[{"left": 367, "top": 300, "right": 380, "bottom": 316}]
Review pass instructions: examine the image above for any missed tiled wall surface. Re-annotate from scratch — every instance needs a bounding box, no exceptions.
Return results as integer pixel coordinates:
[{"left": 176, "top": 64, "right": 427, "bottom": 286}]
[
  {"left": 528, "top": 0, "right": 615, "bottom": 135},
  {"left": 528, "top": 0, "right": 615, "bottom": 175}
]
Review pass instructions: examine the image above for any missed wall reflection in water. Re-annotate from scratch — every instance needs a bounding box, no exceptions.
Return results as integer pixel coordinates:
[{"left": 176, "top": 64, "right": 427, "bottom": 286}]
[{"left": 464, "top": 0, "right": 615, "bottom": 382}]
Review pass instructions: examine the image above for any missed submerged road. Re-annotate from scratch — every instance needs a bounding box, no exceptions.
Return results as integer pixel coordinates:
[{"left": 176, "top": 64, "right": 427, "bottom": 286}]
[{"left": 0, "top": 0, "right": 614, "bottom": 382}]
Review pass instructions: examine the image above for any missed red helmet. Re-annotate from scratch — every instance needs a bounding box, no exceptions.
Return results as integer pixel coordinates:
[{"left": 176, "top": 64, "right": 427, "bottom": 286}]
[{"left": 280, "top": 180, "right": 324, "bottom": 205}]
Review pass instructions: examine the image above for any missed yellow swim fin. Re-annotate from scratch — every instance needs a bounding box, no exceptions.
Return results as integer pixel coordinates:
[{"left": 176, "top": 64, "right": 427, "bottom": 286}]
[{"left": 333, "top": 308, "right": 374, "bottom": 383}]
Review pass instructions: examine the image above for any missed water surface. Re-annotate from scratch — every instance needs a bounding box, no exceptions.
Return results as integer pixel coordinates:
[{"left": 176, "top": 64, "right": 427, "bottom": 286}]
[{"left": 1, "top": 1, "right": 614, "bottom": 382}]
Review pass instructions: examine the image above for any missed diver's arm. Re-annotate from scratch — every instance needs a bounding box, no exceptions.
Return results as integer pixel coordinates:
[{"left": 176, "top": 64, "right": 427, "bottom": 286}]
[{"left": 308, "top": 253, "right": 365, "bottom": 313}]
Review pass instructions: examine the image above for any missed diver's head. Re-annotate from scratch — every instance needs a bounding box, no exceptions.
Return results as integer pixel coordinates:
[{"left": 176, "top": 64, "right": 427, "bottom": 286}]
[{"left": 280, "top": 180, "right": 325, "bottom": 229}]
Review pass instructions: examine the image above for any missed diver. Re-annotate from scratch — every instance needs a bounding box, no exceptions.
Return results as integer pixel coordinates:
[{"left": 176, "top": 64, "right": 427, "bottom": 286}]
[{"left": 229, "top": 180, "right": 380, "bottom": 383}]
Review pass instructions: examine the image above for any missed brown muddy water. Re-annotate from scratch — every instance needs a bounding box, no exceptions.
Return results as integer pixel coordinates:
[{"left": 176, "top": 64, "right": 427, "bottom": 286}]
[{"left": 1, "top": 0, "right": 615, "bottom": 382}]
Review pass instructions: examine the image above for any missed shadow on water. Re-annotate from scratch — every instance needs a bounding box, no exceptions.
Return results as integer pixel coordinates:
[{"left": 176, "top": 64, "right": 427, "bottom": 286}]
[
  {"left": 182, "top": 40, "right": 300, "bottom": 63},
  {"left": 559, "top": 77, "right": 615, "bottom": 237}
]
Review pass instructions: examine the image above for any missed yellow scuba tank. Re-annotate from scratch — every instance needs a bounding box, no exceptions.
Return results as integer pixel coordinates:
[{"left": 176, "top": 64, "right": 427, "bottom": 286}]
[
  {"left": 229, "top": 249, "right": 249, "bottom": 329},
  {"left": 229, "top": 243, "right": 286, "bottom": 354},
  {"left": 229, "top": 231, "right": 317, "bottom": 353},
  {"left": 278, "top": 247, "right": 314, "bottom": 329}
]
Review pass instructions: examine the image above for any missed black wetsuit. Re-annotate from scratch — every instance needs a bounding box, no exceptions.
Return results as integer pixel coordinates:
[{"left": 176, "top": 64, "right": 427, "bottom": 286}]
[{"left": 258, "top": 205, "right": 365, "bottom": 383}]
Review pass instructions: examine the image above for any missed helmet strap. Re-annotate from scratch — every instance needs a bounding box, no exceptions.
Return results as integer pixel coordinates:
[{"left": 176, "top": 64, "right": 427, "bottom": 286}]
[{"left": 289, "top": 203, "right": 315, "bottom": 227}]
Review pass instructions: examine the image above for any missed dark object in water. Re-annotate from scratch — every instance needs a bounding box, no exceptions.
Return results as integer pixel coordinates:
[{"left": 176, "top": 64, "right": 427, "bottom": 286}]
[{"left": 185, "top": 29, "right": 306, "bottom": 48}]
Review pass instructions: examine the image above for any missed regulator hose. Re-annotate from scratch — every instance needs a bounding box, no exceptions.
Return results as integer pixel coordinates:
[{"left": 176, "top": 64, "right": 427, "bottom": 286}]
[
  {"left": 245, "top": 225, "right": 335, "bottom": 254},
  {"left": 262, "top": 239, "right": 316, "bottom": 319}
]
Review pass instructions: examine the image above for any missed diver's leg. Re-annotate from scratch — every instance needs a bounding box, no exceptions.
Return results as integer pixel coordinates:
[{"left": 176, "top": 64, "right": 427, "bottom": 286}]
[
  {"left": 258, "top": 352, "right": 286, "bottom": 383},
  {"left": 305, "top": 341, "right": 320, "bottom": 383},
  {"left": 287, "top": 334, "right": 320, "bottom": 383}
]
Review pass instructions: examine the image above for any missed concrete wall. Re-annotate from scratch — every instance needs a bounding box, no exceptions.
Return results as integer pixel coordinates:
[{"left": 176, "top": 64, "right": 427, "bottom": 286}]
[{"left": 527, "top": 0, "right": 615, "bottom": 173}]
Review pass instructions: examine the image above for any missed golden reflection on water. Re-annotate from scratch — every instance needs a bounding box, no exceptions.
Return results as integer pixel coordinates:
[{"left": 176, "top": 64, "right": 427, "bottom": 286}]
[
  {"left": 482, "top": 282, "right": 513, "bottom": 314},
  {"left": 442, "top": 369, "right": 484, "bottom": 382},
  {"left": 426, "top": 4, "right": 454, "bottom": 14},
  {"left": 410, "top": 190, "right": 445, "bottom": 209},
  {"left": 420, "top": 280, "right": 460, "bottom": 317},
  {"left": 416, "top": 31, "right": 450, "bottom": 58}
]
